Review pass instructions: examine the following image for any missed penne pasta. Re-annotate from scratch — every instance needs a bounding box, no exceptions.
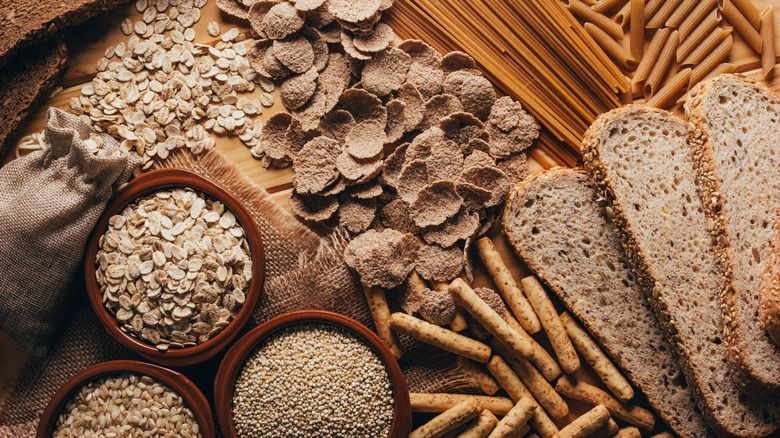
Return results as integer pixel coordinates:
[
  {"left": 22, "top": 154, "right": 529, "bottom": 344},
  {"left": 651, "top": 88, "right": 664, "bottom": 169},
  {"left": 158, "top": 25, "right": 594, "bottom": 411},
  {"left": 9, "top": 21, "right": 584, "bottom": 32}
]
[
  {"left": 730, "top": 0, "right": 761, "bottom": 29},
  {"left": 566, "top": 0, "right": 625, "bottom": 40},
  {"left": 700, "top": 62, "right": 737, "bottom": 83},
  {"left": 720, "top": 0, "right": 761, "bottom": 53},
  {"left": 644, "top": 30, "right": 679, "bottom": 99},
  {"left": 681, "top": 27, "right": 732, "bottom": 66},
  {"left": 761, "top": 6, "right": 775, "bottom": 77},
  {"left": 592, "top": 0, "right": 626, "bottom": 13},
  {"left": 666, "top": 0, "right": 699, "bottom": 28},
  {"left": 643, "top": 0, "right": 665, "bottom": 22},
  {"left": 630, "top": 0, "right": 644, "bottom": 60},
  {"left": 634, "top": 28, "right": 671, "bottom": 83},
  {"left": 647, "top": 0, "right": 683, "bottom": 28},
  {"left": 690, "top": 34, "right": 733, "bottom": 85},
  {"left": 616, "top": 2, "right": 631, "bottom": 27},
  {"left": 677, "top": 10, "right": 722, "bottom": 62},
  {"left": 646, "top": 67, "right": 691, "bottom": 108},
  {"left": 585, "top": 23, "right": 637, "bottom": 70},
  {"left": 679, "top": 0, "right": 717, "bottom": 41}
]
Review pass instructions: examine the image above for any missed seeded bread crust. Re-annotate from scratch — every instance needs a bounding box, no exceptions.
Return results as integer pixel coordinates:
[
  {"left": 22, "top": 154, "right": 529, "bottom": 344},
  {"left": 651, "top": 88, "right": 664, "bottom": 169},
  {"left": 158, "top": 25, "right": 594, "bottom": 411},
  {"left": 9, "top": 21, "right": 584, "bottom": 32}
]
[
  {"left": 581, "top": 105, "right": 780, "bottom": 438},
  {"left": 686, "top": 74, "right": 780, "bottom": 399},
  {"left": 759, "top": 213, "right": 780, "bottom": 349},
  {"left": 502, "top": 168, "right": 714, "bottom": 438}
]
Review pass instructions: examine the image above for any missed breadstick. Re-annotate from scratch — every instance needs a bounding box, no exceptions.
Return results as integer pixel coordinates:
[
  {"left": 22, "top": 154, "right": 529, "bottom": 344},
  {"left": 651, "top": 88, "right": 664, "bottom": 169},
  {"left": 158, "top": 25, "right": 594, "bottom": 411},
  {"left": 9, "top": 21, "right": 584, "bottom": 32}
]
[
  {"left": 449, "top": 278, "right": 534, "bottom": 360},
  {"left": 504, "top": 312, "right": 562, "bottom": 381},
  {"left": 555, "top": 376, "right": 655, "bottom": 430},
  {"left": 634, "top": 28, "right": 671, "bottom": 83},
  {"left": 647, "top": 0, "right": 683, "bottom": 28},
  {"left": 459, "top": 357, "right": 501, "bottom": 396},
  {"left": 584, "top": 23, "right": 637, "bottom": 70},
  {"left": 491, "top": 339, "right": 569, "bottom": 420},
  {"left": 679, "top": 0, "right": 718, "bottom": 41},
  {"left": 363, "top": 285, "right": 403, "bottom": 360},
  {"left": 430, "top": 278, "right": 470, "bottom": 332},
  {"left": 486, "top": 397, "right": 537, "bottom": 438},
  {"left": 559, "top": 312, "right": 634, "bottom": 402},
  {"left": 730, "top": 0, "right": 761, "bottom": 28},
  {"left": 475, "top": 237, "right": 541, "bottom": 334},
  {"left": 410, "top": 393, "right": 515, "bottom": 416},
  {"left": 666, "top": 0, "right": 699, "bottom": 28},
  {"left": 689, "top": 35, "right": 732, "bottom": 85},
  {"left": 556, "top": 405, "right": 611, "bottom": 438},
  {"left": 410, "top": 399, "right": 481, "bottom": 438},
  {"left": 520, "top": 276, "right": 579, "bottom": 373},
  {"left": 761, "top": 6, "right": 775, "bottom": 77},
  {"left": 486, "top": 356, "right": 559, "bottom": 438},
  {"left": 646, "top": 67, "right": 691, "bottom": 108},
  {"left": 566, "top": 0, "right": 625, "bottom": 40},
  {"left": 630, "top": 0, "right": 644, "bottom": 61},
  {"left": 389, "top": 313, "right": 491, "bottom": 363},
  {"left": 650, "top": 432, "right": 675, "bottom": 438},
  {"left": 680, "top": 27, "right": 732, "bottom": 66},
  {"left": 457, "top": 410, "right": 499, "bottom": 438},
  {"left": 589, "top": 419, "right": 620, "bottom": 438},
  {"left": 614, "top": 427, "right": 642, "bottom": 438},
  {"left": 644, "top": 30, "right": 679, "bottom": 99},
  {"left": 720, "top": 0, "right": 761, "bottom": 52}
]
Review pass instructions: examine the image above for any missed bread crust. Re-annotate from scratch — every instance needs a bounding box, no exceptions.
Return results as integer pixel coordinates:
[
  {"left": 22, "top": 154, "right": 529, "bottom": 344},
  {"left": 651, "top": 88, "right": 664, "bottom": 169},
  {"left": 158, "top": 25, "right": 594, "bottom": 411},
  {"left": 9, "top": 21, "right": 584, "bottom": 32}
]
[
  {"left": 581, "top": 105, "right": 780, "bottom": 438},
  {"left": 685, "top": 74, "right": 780, "bottom": 399}
]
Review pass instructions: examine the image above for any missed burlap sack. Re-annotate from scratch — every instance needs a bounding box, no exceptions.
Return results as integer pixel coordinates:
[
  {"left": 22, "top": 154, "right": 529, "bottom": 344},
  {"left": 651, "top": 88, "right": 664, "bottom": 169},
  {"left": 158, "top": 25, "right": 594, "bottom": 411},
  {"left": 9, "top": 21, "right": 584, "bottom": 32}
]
[
  {"left": 0, "top": 145, "right": 475, "bottom": 437},
  {"left": 0, "top": 108, "right": 141, "bottom": 358}
]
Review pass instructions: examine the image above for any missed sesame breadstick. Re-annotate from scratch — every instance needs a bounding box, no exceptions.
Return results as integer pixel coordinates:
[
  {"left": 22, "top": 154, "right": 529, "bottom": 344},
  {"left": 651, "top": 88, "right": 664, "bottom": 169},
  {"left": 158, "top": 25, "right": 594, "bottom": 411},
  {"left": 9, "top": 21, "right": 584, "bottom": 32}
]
[
  {"left": 559, "top": 312, "right": 634, "bottom": 402},
  {"left": 650, "top": 432, "right": 675, "bottom": 438},
  {"left": 476, "top": 237, "right": 542, "bottom": 334},
  {"left": 589, "top": 419, "right": 620, "bottom": 438},
  {"left": 410, "top": 393, "right": 515, "bottom": 416},
  {"left": 458, "top": 357, "right": 501, "bottom": 396},
  {"left": 614, "top": 426, "right": 642, "bottom": 438},
  {"left": 457, "top": 410, "right": 499, "bottom": 438},
  {"left": 556, "top": 405, "right": 611, "bottom": 438},
  {"left": 521, "top": 276, "right": 579, "bottom": 373},
  {"left": 449, "top": 278, "right": 534, "bottom": 360},
  {"left": 410, "top": 399, "right": 481, "bottom": 438},
  {"left": 504, "top": 313, "right": 562, "bottom": 381},
  {"left": 555, "top": 376, "right": 655, "bottom": 430},
  {"left": 389, "top": 313, "right": 491, "bottom": 363},
  {"left": 363, "top": 285, "right": 403, "bottom": 360},
  {"left": 486, "top": 397, "right": 537, "bottom": 438}
]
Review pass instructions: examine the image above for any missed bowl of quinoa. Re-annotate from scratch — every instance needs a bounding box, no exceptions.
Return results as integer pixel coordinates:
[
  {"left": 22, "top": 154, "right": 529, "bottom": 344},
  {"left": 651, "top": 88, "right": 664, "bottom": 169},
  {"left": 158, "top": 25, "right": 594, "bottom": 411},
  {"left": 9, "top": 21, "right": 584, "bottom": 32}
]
[
  {"left": 84, "top": 168, "right": 265, "bottom": 367},
  {"left": 214, "top": 310, "right": 412, "bottom": 438},
  {"left": 36, "top": 360, "right": 216, "bottom": 438}
]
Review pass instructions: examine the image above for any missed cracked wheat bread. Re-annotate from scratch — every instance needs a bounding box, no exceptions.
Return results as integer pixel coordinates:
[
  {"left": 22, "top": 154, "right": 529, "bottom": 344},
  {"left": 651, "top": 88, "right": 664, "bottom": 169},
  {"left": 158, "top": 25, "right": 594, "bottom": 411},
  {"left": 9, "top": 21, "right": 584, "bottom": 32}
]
[
  {"left": 502, "top": 168, "right": 713, "bottom": 438},
  {"left": 686, "top": 74, "right": 780, "bottom": 399},
  {"left": 582, "top": 105, "right": 780, "bottom": 438}
]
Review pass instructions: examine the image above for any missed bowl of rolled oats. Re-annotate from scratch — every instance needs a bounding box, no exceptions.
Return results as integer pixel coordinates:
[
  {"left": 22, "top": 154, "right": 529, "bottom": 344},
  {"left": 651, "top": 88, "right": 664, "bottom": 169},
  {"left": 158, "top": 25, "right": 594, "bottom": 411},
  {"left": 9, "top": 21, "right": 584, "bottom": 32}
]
[
  {"left": 85, "top": 168, "right": 265, "bottom": 367},
  {"left": 213, "top": 310, "right": 412, "bottom": 438},
  {"left": 36, "top": 360, "right": 216, "bottom": 438}
]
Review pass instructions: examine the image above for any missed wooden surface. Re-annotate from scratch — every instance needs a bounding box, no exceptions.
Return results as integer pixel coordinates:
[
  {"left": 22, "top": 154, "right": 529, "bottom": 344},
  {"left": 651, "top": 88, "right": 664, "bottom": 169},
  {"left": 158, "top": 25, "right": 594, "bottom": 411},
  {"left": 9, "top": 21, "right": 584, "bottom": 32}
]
[{"left": 4, "top": 0, "right": 780, "bottom": 432}]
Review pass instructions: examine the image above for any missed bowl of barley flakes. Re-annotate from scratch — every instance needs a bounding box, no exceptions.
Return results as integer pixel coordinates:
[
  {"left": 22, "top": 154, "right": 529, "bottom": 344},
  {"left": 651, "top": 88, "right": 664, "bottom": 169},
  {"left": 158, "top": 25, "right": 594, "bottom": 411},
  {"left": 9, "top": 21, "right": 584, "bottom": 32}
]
[{"left": 84, "top": 168, "right": 265, "bottom": 367}]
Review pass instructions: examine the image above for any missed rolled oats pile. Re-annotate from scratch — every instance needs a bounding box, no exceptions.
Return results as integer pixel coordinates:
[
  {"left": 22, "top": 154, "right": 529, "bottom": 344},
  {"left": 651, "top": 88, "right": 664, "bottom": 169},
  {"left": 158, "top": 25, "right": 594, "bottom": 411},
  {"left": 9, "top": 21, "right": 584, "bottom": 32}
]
[
  {"left": 232, "top": 323, "right": 394, "bottom": 438},
  {"left": 53, "top": 373, "right": 202, "bottom": 438},
  {"left": 96, "top": 188, "right": 251, "bottom": 350}
]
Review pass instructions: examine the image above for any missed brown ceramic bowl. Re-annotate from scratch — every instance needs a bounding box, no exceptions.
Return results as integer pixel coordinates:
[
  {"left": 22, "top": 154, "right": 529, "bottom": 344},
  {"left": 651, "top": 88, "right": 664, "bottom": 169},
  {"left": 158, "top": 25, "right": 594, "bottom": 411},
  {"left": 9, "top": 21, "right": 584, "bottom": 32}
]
[
  {"left": 36, "top": 360, "right": 216, "bottom": 438},
  {"left": 84, "top": 168, "right": 265, "bottom": 367},
  {"left": 214, "top": 310, "right": 412, "bottom": 438}
]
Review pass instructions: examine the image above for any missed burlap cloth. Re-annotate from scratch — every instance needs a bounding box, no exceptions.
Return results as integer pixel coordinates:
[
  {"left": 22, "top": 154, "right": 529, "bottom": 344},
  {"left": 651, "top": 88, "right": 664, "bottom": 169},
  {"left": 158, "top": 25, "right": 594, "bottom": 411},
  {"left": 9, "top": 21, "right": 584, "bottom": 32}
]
[{"left": 0, "top": 144, "right": 475, "bottom": 437}]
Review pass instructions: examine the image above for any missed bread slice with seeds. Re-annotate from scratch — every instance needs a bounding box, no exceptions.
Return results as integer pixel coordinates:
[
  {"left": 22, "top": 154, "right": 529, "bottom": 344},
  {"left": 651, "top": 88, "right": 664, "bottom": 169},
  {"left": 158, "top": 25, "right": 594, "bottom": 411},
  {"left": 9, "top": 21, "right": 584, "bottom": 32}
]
[
  {"left": 502, "top": 168, "right": 713, "bottom": 438},
  {"left": 686, "top": 74, "right": 780, "bottom": 399},
  {"left": 582, "top": 105, "right": 780, "bottom": 438}
]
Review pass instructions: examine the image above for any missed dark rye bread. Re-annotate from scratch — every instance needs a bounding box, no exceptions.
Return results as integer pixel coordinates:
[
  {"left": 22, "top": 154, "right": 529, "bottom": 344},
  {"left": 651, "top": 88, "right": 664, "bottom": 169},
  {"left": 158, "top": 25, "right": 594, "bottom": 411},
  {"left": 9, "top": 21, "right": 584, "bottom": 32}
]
[
  {"left": 0, "top": 0, "right": 127, "bottom": 69},
  {"left": 0, "top": 37, "right": 68, "bottom": 161},
  {"left": 502, "top": 168, "right": 713, "bottom": 438},
  {"left": 686, "top": 74, "right": 780, "bottom": 399},
  {"left": 581, "top": 105, "right": 780, "bottom": 438}
]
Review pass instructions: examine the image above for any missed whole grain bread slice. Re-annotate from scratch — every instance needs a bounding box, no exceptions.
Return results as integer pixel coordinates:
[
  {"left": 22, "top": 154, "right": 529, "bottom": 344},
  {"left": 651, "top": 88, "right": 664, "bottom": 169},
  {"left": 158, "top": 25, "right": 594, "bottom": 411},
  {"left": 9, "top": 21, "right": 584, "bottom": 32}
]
[
  {"left": 0, "top": 37, "right": 68, "bottom": 161},
  {"left": 502, "top": 168, "right": 714, "bottom": 438},
  {"left": 582, "top": 105, "right": 780, "bottom": 438},
  {"left": 686, "top": 74, "right": 780, "bottom": 399}
]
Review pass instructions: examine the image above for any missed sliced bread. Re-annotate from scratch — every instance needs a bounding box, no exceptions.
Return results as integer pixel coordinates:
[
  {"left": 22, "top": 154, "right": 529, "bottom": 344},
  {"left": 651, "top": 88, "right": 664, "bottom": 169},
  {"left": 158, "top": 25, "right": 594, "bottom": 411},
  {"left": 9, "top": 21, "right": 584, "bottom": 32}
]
[
  {"left": 502, "top": 168, "right": 713, "bottom": 438},
  {"left": 686, "top": 74, "right": 780, "bottom": 398},
  {"left": 0, "top": 37, "right": 68, "bottom": 161},
  {"left": 582, "top": 105, "right": 780, "bottom": 438}
]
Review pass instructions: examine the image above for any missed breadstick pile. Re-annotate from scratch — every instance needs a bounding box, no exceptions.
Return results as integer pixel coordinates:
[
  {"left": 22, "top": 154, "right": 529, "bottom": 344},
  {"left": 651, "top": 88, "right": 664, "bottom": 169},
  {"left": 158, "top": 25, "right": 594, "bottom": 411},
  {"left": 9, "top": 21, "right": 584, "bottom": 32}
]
[
  {"left": 567, "top": 0, "right": 776, "bottom": 108},
  {"left": 364, "top": 235, "right": 677, "bottom": 436}
]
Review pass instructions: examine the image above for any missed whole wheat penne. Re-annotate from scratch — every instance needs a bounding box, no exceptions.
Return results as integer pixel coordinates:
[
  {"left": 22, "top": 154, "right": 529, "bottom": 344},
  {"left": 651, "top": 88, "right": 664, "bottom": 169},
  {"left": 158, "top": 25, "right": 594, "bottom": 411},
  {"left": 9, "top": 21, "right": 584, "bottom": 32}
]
[
  {"left": 647, "top": 0, "right": 683, "bottom": 28},
  {"left": 566, "top": 0, "right": 625, "bottom": 40},
  {"left": 730, "top": 0, "right": 761, "bottom": 28},
  {"left": 720, "top": 0, "right": 761, "bottom": 52},
  {"left": 630, "top": 0, "right": 644, "bottom": 61},
  {"left": 585, "top": 24, "right": 637, "bottom": 71},
  {"left": 459, "top": 357, "right": 501, "bottom": 396},
  {"left": 677, "top": 10, "right": 723, "bottom": 62},
  {"left": 592, "top": 0, "right": 625, "bottom": 13},
  {"left": 486, "top": 356, "right": 559, "bottom": 438},
  {"left": 486, "top": 397, "right": 537, "bottom": 438},
  {"left": 475, "top": 237, "right": 541, "bottom": 334},
  {"left": 679, "top": 0, "right": 717, "bottom": 41},
  {"left": 363, "top": 285, "right": 403, "bottom": 360},
  {"left": 555, "top": 376, "right": 655, "bottom": 430},
  {"left": 589, "top": 419, "right": 620, "bottom": 438},
  {"left": 449, "top": 279, "right": 534, "bottom": 360},
  {"left": 559, "top": 312, "right": 633, "bottom": 402},
  {"left": 614, "top": 427, "right": 642, "bottom": 438},
  {"left": 644, "top": 30, "right": 679, "bottom": 99},
  {"left": 634, "top": 28, "right": 671, "bottom": 83},
  {"left": 761, "top": 6, "right": 775, "bottom": 77},
  {"left": 521, "top": 276, "right": 579, "bottom": 373},
  {"left": 457, "top": 410, "right": 499, "bottom": 438},
  {"left": 643, "top": 0, "right": 664, "bottom": 21},
  {"left": 411, "top": 393, "right": 515, "bottom": 416},
  {"left": 690, "top": 35, "right": 732, "bottom": 84},
  {"left": 504, "top": 313, "right": 562, "bottom": 381},
  {"left": 616, "top": 2, "right": 631, "bottom": 27},
  {"left": 666, "top": 0, "right": 699, "bottom": 28},
  {"left": 701, "top": 62, "right": 737, "bottom": 82},
  {"left": 646, "top": 67, "right": 691, "bottom": 108},
  {"left": 410, "top": 399, "right": 481, "bottom": 438},
  {"left": 556, "top": 405, "right": 611, "bottom": 438},
  {"left": 681, "top": 27, "right": 732, "bottom": 66},
  {"left": 389, "top": 313, "right": 491, "bottom": 363}
]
